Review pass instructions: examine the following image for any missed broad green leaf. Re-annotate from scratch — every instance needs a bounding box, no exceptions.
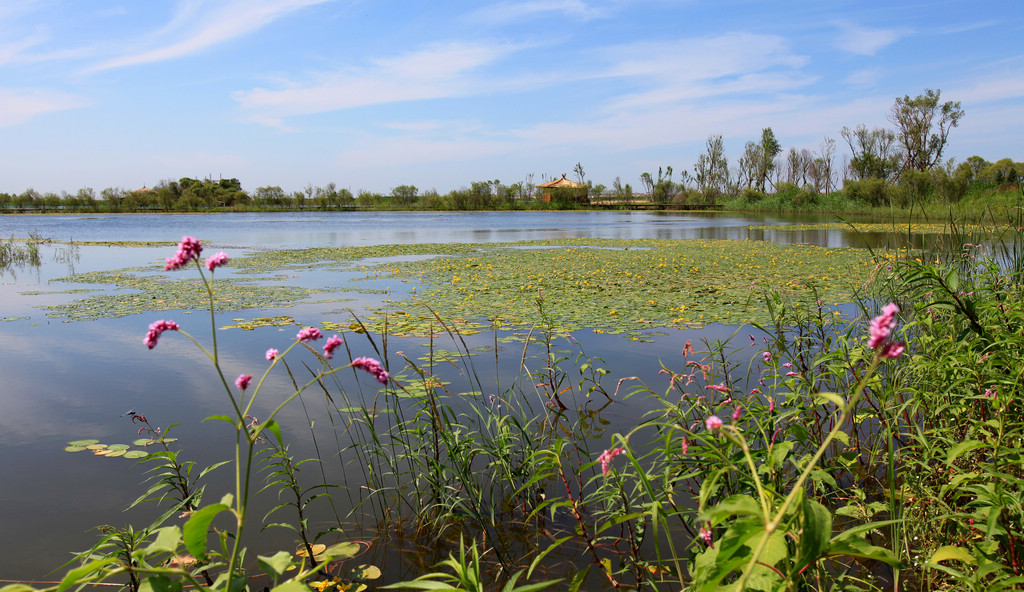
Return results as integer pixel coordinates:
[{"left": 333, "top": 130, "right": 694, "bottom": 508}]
[
  {"left": 828, "top": 536, "right": 900, "bottom": 567},
  {"left": 701, "top": 494, "right": 764, "bottom": 523},
  {"left": 257, "top": 551, "right": 293, "bottom": 580},
  {"left": 320, "top": 541, "right": 361, "bottom": 561},
  {"left": 57, "top": 558, "right": 116, "bottom": 592},
  {"left": 142, "top": 526, "right": 182, "bottom": 555},
  {"left": 1, "top": 585, "right": 39, "bottom": 592},
  {"left": 123, "top": 450, "right": 149, "bottom": 459},
  {"left": 182, "top": 503, "right": 230, "bottom": 560},
  {"left": 814, "top": 392, "right": 845, "bottom": 410},
  {"left": 138, "top": 576, "right": 182, "bottom": 592},
  {"left": 946, "top": 440, "right": 986, "bottom": 466},
  {"left": 67, "top": 439, "right": 99, "bottom": 446},
  {"left": 794, "top": 498, "right": 832, "bottom": 574},
  {"left": 930, "top": 545, "right": 976, "bottom": 565}
]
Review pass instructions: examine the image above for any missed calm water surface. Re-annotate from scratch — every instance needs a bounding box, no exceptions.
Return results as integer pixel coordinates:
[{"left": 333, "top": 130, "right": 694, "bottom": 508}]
[{"left": 0, "top": 211, "right": 889, "bottom": 583}]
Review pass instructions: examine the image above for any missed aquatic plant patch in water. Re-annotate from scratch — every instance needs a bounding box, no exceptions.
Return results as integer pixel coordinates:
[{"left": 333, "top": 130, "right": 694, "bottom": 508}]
[
  {"left": 746, "top": 222, "right": 996, "bottom": 234},
  {"left": 32, "top": 239, "right": 875, "bottom": 332},
  {"left": 371, "top": 238, "right": 875, "bottom": 333},
  {"left": 42, "top": 269, "right": 310, "bottom": 321}
]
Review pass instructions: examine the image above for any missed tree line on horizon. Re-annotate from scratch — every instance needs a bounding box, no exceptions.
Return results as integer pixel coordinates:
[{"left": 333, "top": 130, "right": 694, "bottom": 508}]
[{"left": 3, "top": 89, "right": 1023, "bottom": 214}]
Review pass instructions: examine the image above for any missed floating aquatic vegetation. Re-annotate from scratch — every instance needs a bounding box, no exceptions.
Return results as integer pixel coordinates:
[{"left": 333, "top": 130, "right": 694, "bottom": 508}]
[
  {"left": 32, "top": 239, "right": 876, "bottom": 334},
  {"left": 358, "top": 238, "right": 875, "bottom": 335},
  {"left": 67, "top": 240, "right": 179, "bottom": 247},
  {"left": 43, "top": 270, "right": 311, "bottom": 321},
  {"left": 64, "top": 439, "right": 150, "bottom": 459},
  {"left": 746, "top": 222, "right": 994, "bottom": 234},
  {"left": 220, "top": 315, "right": 297, "bottom": 331}
]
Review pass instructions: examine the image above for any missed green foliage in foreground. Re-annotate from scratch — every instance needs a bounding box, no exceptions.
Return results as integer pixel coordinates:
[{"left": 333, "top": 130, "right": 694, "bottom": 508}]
[{"left": 8, "top": 222, "right": 1024, "bottom": 592}]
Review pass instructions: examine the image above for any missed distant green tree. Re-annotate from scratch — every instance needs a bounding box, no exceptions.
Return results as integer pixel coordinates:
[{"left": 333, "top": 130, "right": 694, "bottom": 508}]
[
  {"left": 640, "top": 166, "right": 675, "bottom": 203},
  {"left": 841, "top": 125, "right": 902, "bottom": 182},
  {"left": 757, "top": 127, "right": 782, "bottom": 192},
  {"left": 391, "top": 185, "right": 419, "bottom": 206},
  {"left": 694, "top": 134, "right": 729, "bottom": 200},
  {"left": 890, "top": 89, "right": 964, "bottom": 174}
]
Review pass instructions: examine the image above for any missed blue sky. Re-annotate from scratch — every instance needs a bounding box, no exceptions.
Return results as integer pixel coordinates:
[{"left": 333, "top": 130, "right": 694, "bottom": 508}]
[{"left": 2, "top": 0, "right": 1022, "bottom": 195}]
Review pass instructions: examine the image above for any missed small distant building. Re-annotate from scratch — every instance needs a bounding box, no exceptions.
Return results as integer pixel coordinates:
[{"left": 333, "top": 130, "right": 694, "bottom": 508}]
[
  {"left": 132, "top": 186, "right": 155, "bottom": 194},
  {"left": 537, "top": 174, "right": 588, "bottom": 202}
]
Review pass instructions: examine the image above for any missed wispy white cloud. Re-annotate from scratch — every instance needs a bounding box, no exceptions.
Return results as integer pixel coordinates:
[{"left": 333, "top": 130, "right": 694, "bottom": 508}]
[
  {"left": 86, "top": 0, "right": 332, "bottom": 72},
  {"left": 0, "top": 28, "right": 48, "bottom": 66},
  {"left": 833, "top": 21, "right": 908, "bottom": 55},
  {"left": 844, "top": 67, "right": 882, "bottom": 88},
  {"left": 0, "top": 87, "right": 86, "bottom": 127},
  {"left": 470, "top": 0, "right": 607, "bottom": 23},
  {"left": 234, "top": 41, "right": 528, "bottom": 126},
  {"left": 592, "top": 33, "right": 811, "bottom": 110}
]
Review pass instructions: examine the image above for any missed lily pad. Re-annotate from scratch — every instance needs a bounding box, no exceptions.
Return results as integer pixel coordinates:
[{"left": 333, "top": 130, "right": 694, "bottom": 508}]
[
  {"left": 68, "top": 439, "right": 100, "bottom": 446},
  {"left": 123, "top": 450, "right": 149, "bottom": 459}
]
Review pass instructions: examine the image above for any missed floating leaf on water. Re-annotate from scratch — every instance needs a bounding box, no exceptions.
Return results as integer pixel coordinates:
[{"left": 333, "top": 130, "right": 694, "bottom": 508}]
[
  {"left": 64, "top": 446, "right": 86, "bottom": 453},
  {"left": 86, "top": 444, "right": 108, "bottom": 450},
  {"left": 107, "top": 444, "right": 130, "bottom": 450},
  {"left": 123, "top": 450, "right": 149, "bottom": 459},
  {"left": 133, "top": 438, "right": 155, "bottom": 446},
  {"left": 295, "top": 543, "right": 327, "bottom": 558},
  {"left": 104, "top": 449, "right": 127, "bottom": 457},
  {"left": 68, "top": 439, "right": 100, "bottom": 446},
  {"left": 351, "top": 565, "right": 382, "bottom": 580}
]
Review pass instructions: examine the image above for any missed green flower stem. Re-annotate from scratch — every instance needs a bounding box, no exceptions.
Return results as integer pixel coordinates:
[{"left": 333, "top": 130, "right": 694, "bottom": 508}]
[{"left": 735, "top": 354, "right": 883, "bottom": 590}]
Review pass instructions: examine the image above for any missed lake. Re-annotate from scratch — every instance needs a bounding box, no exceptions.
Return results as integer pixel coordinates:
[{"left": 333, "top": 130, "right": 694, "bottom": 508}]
[{"left": 0, "top": 210, "right": 894, "bottom": 584}]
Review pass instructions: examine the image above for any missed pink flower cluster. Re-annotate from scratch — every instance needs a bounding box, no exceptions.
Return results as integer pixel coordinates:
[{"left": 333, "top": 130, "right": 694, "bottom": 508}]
[
  {"left": 705, "top": 415, "right": 723, "bottom": 431},
  {"left": 144, "top": 319, "right": 179, "bottom": 349},
  {"left": 164, "top": 236, "right": 203, "bottom": 271},
  {"left": 352, "top": 356, "right": 389, "bottom": 384},
  {"left": 297, "top": 327, "right": 323, "bottom": 342},
  {"left": 205, "top": 252, "right": 229, "bottom": 272},
  {"left": 266, "top": 348, "right": 279, "bottom": 361},
  {"left": 322, "top": 335, "right": 344, "bottom": 359},
  {"left": 235, "top": 374, "right": 253, "bottom": 391},
  {"left": 700, "top": 523, "right": 714, "bottom": 547},
  {"left": 598, "top": 446, "right": 625, "bottom": 475},
  {"left": 868, "top": 302, "right": 905, "bottom": 358}
]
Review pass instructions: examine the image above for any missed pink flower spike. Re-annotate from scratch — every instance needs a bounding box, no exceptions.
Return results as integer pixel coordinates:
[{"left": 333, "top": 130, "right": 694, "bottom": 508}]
[
  {"left": 265, "top": 348, "right": 279, "bottom": 361},
  {"left": 880, "top": 341, "right": 905, "bottom": 359},
  {"left": 144, "top": 319, "right": 179, "bottom": 349},
  {"left": 705, "top": 415, "right": 723, "bottom": 431},
  {"left": 598, "top": 447, "right": 625, "bottom": 475},
  {"left": 732, "top": 405, "right": 742, "bottom": 422},
  {"left": 164, "top": 236, "right": 203, "bottom": 271},
  {"left": 352, "top": 356, "right": 389, "bottom": 384},
  {"left": 868, "top": 303, "right": 900, "bottom": 349},
  {"left": 322, "top": 335, "right": 344, "bottom": 359},
  {"left": 706, "top": 383, "right": 730, "bottom": 393},
  {"left": 681, "top": 437, "right": 689, "bottom": 456},
  {"left": 297, "top": 327, "right": 323, "bottom": 342},
  {"left": 235, "top": 374, "right": 253, "bottom": 391},
  {"left": 204, "top": 252, "right": 229, "bottom": 272}
]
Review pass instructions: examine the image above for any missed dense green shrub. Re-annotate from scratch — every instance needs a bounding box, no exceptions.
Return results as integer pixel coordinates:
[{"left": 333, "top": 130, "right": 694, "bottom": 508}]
[{"left": 843, "top": 178, "right": 890, "bottom": 207}]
